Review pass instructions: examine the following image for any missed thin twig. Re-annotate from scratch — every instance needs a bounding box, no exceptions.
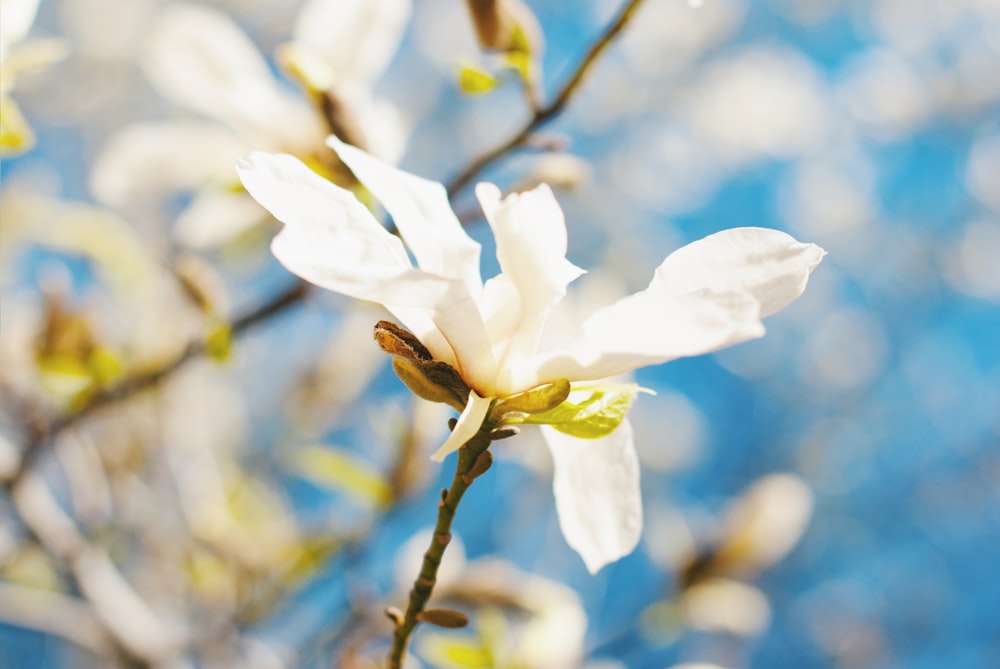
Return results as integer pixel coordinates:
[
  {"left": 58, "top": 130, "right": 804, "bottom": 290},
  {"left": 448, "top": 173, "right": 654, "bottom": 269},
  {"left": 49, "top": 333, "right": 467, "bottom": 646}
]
[
  {"left": 386, "top": 420, "right": 496, "bottom": 669},
  {"left": 7, "top": 280, "right": 308, "bottom": 488},
  {"left": 445, "top": 0, "right": 646, "bottom": 197}
]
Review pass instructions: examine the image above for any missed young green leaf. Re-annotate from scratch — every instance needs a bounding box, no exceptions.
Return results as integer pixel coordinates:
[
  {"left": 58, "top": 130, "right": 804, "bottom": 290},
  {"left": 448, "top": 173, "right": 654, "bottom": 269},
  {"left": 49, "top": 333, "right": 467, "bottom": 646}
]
[
  {"left": 458, "top": 60, "right": 498, "bottom": 94},
  {"left": 521, "top": 384, "right": 646, "bottom": 439},
  {"left": 205, "top": 322, "right": 232, "bottom": 362}
]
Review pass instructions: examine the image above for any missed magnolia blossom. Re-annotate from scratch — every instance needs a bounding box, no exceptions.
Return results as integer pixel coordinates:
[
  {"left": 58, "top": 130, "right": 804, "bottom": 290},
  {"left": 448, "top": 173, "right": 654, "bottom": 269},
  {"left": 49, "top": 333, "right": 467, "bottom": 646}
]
[
  {"left": 0, "top": 0, "right": 67, "bottom": 155},
  {"left": 91, "top": 0, "right": 410, "bottom": 247},
  {"left": 236, "top": 137, "right": 824, "bottom": 573}
]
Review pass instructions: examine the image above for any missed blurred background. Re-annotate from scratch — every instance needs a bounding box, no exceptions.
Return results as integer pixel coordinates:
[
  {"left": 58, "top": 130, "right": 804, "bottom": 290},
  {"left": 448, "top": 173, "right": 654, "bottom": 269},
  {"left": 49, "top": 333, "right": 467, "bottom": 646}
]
[{"left": 2, "top": 0, "right": 999, "bottom": 667}]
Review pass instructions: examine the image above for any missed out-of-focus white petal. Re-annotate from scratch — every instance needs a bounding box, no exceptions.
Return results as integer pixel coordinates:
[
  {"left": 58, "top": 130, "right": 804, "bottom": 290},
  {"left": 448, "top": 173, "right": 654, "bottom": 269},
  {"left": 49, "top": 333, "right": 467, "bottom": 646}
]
[
  {"left": 143, "top": 3, "right": 322, "bottom": 149},
  {"left": 717, "top": 473, "right": 814, "bottom": 575},
  {"left": 357, "top": 95, "right": 409, "bottom": 164},
  {"left": 544, "top": 420, "right": 642, "bottom": 573},
  {"left": 174, "top": 190, "right": 268, "bottom": 249},
  {"left": 431, "top": 391, "right": 491, "bottom": 462},
  {"left": 0, "top": 0, "right": 40, "bottom": 59},
  {"left": 90, "top": 121, "right": 246, "bottom": 206},
  {"left": 681, "top": 579, "right": 771, "bottom": 637},
  {"left": 293, "top": 0, "right": 411, "bottom": 87},
  {"left": 477, "top": 183, "right": 585, "bottom": 374},
  {"left": 654, "top": 227, "right": 826, "bottom": 318},
  {"left": 1, "top": 37, "right": 68, "bottom": 85},
  {"left": 327, "top": 135, "right": 482, "bottom": 295},
  {"left": 143, "top": 4, "right": 270, "bottom": 120}
]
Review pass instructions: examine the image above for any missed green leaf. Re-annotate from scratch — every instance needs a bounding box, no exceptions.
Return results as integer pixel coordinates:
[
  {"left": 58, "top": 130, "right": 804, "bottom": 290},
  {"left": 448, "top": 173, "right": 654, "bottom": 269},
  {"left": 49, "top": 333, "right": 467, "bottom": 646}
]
[
  {"left": 457, "top": 60, "right": 497, "bottom": 94},
  {"left": 36, "top": 355, "right": 94, "bottom": 399},
  {"left": 88, "top": 346, "right": 123, "bottom": 385},
  {"left": 521, "top": 383, "right": 647, "bottom": 438},
  {"left": 205, "top": 322, "right": 232, "bottom": 362},
  {"left": 509, "top": 22, "right": 532, "bottom": 56},
  {"left": 504, "top": 49, "right": 532, "bottom": 83},
  {"left": 0, "top": 96, "right": 34, "bottom": 156},
  {"left": 504, "top": 24, "right": 533, "bottom": 82}
]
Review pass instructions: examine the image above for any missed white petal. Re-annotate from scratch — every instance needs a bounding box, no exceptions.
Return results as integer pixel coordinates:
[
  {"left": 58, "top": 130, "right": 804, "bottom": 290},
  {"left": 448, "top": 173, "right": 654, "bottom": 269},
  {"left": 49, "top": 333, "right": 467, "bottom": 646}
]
[
  {"left": 1, "top": 37, "right": 68, "bottom": 83},
  {"left": 478, "top": 274, "right": 520, "bottom": 364},
  {"left": 174, "top": 190, "right": 268, "bottom": 248},
  {"left": 520, "top": 288, "right": 765, "bottom": 389},
  {"left": 238, "top": 151, "right": 411, "bottom": 276},
  {"left": 476, "top": 183, "right": 585, "bottom": 368},
  {"left": 239, "top": 151, "right": 498, "bottom": 389},
  {"left": 294, "top": 0, "right": 411, "bottom": 87},
  {"left": 90, "top": 121, "right": 246, "bottom": 206},
  {"left": 239, "top": 151, "right": 433, "bottom": 345},
  {"left": 513, "top": 228, "right": 824, "bottom": 387},
  {"left": 654, "top": 227, "right": 826, "bottom": 318},
  {"left": 0, "top": 0, "right": 40, "bottom": 55},
  {"left": 431, "top": 391, "right": 491, "bottom": 462},
  {"left": 544, "top": 420, "right": 642, "bottom": 573},
  {"left": 144, "top": 4, "right": 322, "bottom": 147},
  {"left": 354, "top": 94, "right": 410, "bottom": 164},
  {"left": 328, "top": 136, "right": 483, "bottom": 296}
]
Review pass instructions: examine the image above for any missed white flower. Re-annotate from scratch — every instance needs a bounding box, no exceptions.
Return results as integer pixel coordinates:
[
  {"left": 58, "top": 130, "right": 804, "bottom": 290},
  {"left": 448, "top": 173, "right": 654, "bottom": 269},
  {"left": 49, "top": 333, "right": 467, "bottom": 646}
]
[
  {"left": 236, "top": 138, "right": 825, "bottom": 573},
  {"left": 91, "top": 0, "right": 410, "bottom": 247},
  {"left": 1, "top": 0, "right": 68, "bottom": 155}
]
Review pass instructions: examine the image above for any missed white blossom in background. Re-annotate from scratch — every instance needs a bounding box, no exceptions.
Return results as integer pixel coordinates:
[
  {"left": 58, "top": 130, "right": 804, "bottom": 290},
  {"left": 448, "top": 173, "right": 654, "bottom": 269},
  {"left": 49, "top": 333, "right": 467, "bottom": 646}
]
[
  {"left": 683, "top": 46, "right": 834, "bottom": 165},
  {"left": 619, "top": 0, "right": 746, "bottom": 81},
  {"left": 236, "top": 137, "right": 824, "bottom": 573},
  {"left": 0, "top": 0, "right": 68, "bottom": 155},
  {"left": 398, "top": 533, "right": 587, "bottom": 669},
  {"left": 90, "top": 0, "right": 410, "bottom": 248},
  {"left": 870, "top": 0, "right": 1000, "bottom": 115},
  {"left": 0, "top": 190, "right": 210, "bottom": 404},
  {"left": 837, "top": 48, "right": 931, "bottom": 139}
]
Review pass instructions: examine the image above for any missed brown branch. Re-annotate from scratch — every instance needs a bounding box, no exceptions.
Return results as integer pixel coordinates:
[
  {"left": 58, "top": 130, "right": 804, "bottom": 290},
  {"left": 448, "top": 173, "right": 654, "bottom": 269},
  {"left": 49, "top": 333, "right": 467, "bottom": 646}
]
[
  {"left": 386, "top": 420, "right": 496, "bottom": 669},
  {"left": 7, "top": 280, "right": 309, "bottom": 488},
  {"left": 0, "top": 281, "right": 309, "bottom": 665},
  {"left": 445, "top": 0, "right": 646, "bottom": 198}
]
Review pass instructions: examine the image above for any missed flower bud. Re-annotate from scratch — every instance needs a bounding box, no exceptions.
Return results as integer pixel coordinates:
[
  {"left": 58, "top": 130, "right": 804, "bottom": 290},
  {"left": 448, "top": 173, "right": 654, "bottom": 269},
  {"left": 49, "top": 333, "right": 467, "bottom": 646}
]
[
  {"left": 392, "top": 357, "right": 470, "bottom": 413},
  {"left": 464, "top": 0, "right": 541, "bottom": 55},
  {"left": 417, "top": 608, "right": 469, "bottom": 629},
  {"left": 374, "top": 320, "right": 432, "bottom": 361}
]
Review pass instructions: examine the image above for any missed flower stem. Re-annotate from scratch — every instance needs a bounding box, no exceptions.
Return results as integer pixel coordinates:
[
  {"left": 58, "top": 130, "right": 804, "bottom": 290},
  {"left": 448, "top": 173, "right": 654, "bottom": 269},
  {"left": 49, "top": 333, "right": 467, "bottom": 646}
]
[{"left": 386, "top": 419, "right": 496, "bottom": 669}]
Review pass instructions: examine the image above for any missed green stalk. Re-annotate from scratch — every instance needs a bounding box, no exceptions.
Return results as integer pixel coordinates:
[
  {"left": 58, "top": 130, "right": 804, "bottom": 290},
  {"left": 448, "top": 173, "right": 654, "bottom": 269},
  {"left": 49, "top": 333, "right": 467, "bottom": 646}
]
[{"left": 386, "top": 418, "right": 496, "bottom": 668}]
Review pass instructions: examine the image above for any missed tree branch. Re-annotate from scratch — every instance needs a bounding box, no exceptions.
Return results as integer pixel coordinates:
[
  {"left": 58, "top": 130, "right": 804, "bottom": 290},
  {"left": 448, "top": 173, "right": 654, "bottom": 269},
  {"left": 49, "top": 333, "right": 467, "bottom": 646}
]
[
  {"left": 445, "top": 0, "right": 646, "bottom": 198},
  {"left": 7, "top": 280, "right": 309, "bottom": 488},
  {"left": 386, "top": 419, "right": 496, "bottom": 669}
]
